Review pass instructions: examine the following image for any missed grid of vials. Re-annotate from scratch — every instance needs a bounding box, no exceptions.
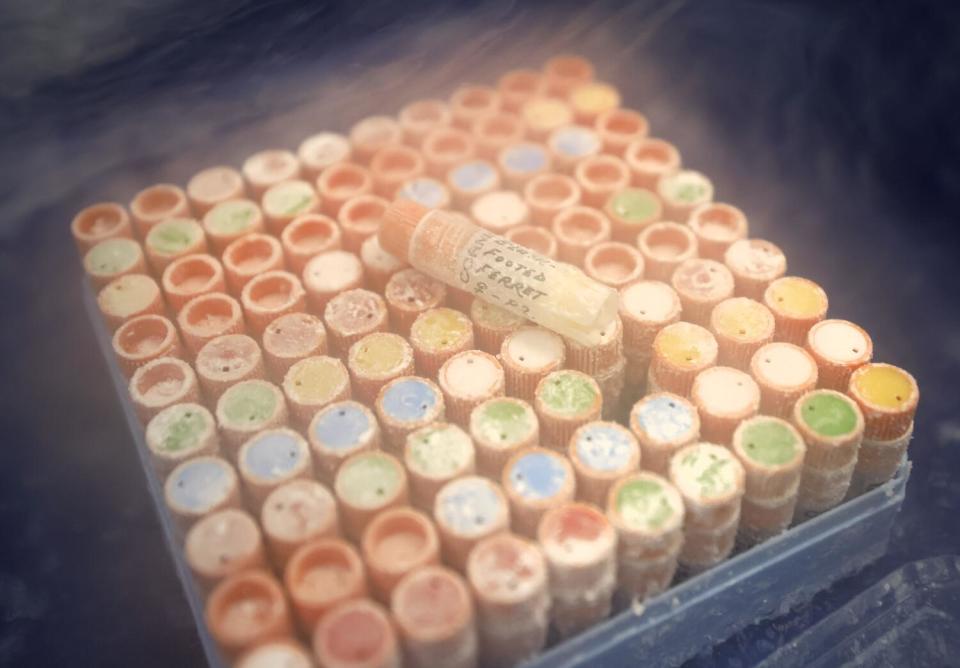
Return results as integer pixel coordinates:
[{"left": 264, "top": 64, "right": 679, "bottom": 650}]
[{"left": 71, "top": 55, "right": 920, "bottom": 668}]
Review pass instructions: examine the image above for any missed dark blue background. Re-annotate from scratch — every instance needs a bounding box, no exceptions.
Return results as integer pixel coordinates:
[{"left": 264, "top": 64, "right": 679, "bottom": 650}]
[{"left": 1, "top": 1, "right": 959, "bottom": 665}]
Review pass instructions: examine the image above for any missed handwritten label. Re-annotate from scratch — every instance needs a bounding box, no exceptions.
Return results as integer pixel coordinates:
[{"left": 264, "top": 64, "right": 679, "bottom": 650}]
[
  {"left": 408, "top": 209, "right": 618, "bottom": 345},
  {"left": 457, "top": 229, "right": 557, "bottom": 315}
]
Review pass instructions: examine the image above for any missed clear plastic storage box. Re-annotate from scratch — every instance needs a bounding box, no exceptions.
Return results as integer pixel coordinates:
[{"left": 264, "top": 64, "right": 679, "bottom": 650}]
[{"left": 84, "top": 286, "right": 910, "bottom": 668}]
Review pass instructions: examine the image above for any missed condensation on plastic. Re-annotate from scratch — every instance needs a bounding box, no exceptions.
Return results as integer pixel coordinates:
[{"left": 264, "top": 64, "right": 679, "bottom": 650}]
[{"left": 83, "top": 286, "right": 909, "bottom": 668}]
